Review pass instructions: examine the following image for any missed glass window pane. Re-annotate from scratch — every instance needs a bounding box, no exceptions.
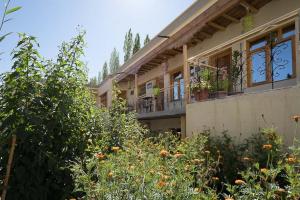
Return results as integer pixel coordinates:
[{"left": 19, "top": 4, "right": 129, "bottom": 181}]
[
  {"left": 282, "top": 25, "right": 295, "bottom": 39},
  {"left": 250, "top": 38, "right": 267, "bottom": 51},
  {"left": 180, "top": 79, "right": 185, "bottom": 99},
  {"left": 272, "top": 40, "right": 293, "bottom": 81},
  {"left": 173, "top": 82, "right": 179, "bottom": 100},
  {"left": 251, "top": 51, "right": 267, "bottom": 83}
]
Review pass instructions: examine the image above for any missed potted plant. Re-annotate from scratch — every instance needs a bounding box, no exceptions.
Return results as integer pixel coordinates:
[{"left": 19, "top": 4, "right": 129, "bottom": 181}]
[
  {"left": 153, "top": 86, "right": 161, "bottom": 97},
  {"left": 191, "top": 68, "right": 212, "bottom": 101}
]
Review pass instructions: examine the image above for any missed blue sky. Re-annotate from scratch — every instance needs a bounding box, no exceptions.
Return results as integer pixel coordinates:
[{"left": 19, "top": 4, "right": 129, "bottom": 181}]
[{"left": 0, "top": 0, "right": 195, "bottom": 78}]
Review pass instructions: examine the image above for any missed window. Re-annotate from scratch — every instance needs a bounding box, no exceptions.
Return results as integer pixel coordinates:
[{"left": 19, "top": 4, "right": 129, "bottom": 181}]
[
  {"left": 248, "top": 24, "right": 295, "bottom": 86},
  {"left": 172, "top": 71, "right": 184, "bottom": 101}
]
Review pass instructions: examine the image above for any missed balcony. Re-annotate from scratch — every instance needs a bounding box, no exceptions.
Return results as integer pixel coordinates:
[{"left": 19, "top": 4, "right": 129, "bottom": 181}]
[{"left": 136, "top": 86, "right": 185, "bottom": 119}]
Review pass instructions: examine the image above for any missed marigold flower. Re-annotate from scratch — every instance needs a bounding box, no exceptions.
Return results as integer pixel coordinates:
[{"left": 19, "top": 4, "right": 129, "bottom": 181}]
[
  {"left": 95, "top": 153, "right": 105, "bottom": 160},
  {"left": 157, "top": 180, "right": 167, "bottom": 188},
  {"left": 260, "top": 168, "right": 268, "bottom": 174},
  {"left": 212, "top": 177, "right": 219, "bottom": 181},
  {"left": 235, "top": 179, "right": 246, "bottom": 185},
  {"left": 262, "top": 144, "right": 272, "bottom": 150},
  {"left": 286, "top": 157, "right": 297, "bottom": 164},
  {"left": 291, "top": 115, "right": 300, "bottom": 122},
  {"left": 111, "top": 146, "right": 120, "bottom": 152},
  {"left": 160, "top": 149, "right": 169, "bottom": 158}
]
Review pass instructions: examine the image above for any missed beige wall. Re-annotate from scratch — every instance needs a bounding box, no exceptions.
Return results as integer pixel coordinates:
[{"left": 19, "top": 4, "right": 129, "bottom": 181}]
[
  {"left": 186, "top": 85, "right": 300, "bottom": 145},
  {"left": 98, "top": 77, "right": 113, "bottom": 107},
  {"left": 142, "top": 118, "right": 181, "bottom": 132}
]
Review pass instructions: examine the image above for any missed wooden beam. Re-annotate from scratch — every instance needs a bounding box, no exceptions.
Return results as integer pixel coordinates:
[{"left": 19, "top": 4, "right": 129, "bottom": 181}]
[
  {"left": 207, "top": 22, "right": 226, "bottom": 31},
  {"left": 172, "top": 48, "right": 182, "bottom": 53},
  {"left": 134, "top": 73, "right": 138, "bottom": 110},
  {"left": 183, "top": 44, "right": 190, "bottom": 104},
  {"left": 240, "top": 1, "right": 258, "bottom": 13},
  {"left": 199, "top": 31, "right": 212, "bottom": 38},
  {"left": 222, "top": 14, "right": 239, "bottom": 23}
]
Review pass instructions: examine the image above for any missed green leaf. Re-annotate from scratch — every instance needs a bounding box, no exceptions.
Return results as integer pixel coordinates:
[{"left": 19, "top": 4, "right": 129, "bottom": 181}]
[
  {"left": 0, "top": 32, "right": 12, "bottom": 42},
  {"left": 5, "top": 6, "right": 22, "bottom": 15}
]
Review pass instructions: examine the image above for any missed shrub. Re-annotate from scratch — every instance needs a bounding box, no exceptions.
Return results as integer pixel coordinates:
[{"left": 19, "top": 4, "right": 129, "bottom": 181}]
[{"left": 0, "top": 32, "right": 100, "bottom": 199}]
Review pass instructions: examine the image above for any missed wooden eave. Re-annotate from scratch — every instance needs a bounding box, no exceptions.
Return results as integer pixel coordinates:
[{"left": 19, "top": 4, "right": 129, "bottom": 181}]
[{"left": 118, "top": 0, "right": 272, "bottom": 78}]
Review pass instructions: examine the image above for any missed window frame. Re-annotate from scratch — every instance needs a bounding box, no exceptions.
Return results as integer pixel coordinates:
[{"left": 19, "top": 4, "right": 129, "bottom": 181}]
[{"left": 247, "top": 23, "right": 296, "bottom": 87}]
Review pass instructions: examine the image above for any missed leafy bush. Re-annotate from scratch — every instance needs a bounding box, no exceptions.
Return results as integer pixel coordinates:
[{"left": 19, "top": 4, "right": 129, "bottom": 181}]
[{"left": 0, "top": 32, "right": 101, "bottom": 199}]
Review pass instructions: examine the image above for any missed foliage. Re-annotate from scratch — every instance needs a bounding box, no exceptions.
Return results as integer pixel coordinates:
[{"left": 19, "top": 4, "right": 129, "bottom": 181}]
[
  {"left": 144, "top": 34, "right": 150, "bottom": 46},
  {"left": 72, "top": 132, "right": 219, "bottom": 199},
  {"left": 132, "top": 33, "right": 141, "bottom": 55},
  {"left": 102, "top": 61, "right": 108, "bottom": 81},
  {"left": 0, "top": 32, "right": 101, "bottom": 199},
  {"left": 109, "top": 47, "right": 120, "bottom": 74},
  {"left": 123, "top": 28, "right": 133, "bottom": 63},
  {"left": 191, "top": 68, "right": 212, "bottom": 91},
  {"left": 88, "top": 76, "right": 98, "bottom": 87}
]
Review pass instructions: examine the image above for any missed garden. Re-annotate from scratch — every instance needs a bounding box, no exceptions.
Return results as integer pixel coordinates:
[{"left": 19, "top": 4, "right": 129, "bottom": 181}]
[{"left": 0, "top": 32, "right": 299, "bottom": 200}]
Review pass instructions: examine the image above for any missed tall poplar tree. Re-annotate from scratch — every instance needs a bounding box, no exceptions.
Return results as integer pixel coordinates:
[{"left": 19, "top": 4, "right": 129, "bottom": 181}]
[
  {"left": 132, "top": 33, "right": 141, "bottom": 55},
  {"left": 144, "top": 34, "right": 150, "bottom": 46},
  {"left": 109, "top": 48, "right": 120, "bottom": 74},
  {"left": 123, "top": 28, "right": 133, "bottom": 63},
  {"left": 102, "top": 61, "right": 108, "bottom": 80}
]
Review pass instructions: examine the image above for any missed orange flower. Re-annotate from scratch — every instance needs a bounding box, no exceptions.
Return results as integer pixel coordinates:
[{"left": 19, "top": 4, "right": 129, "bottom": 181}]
[
  {"left": 212, "top": 177, "right": 219, "bottom": 181},
  {"left": 111, "top": 146, "right": 120, "bottom": 152},
  {"left": 157, "top": 180, "right": 167, "bottom": 188},
  {"left": 260, "top": 168, "right": 268, "bottom": 174},
  {"left": 291, "top": 115, "right": 300, "bottom": 122},
  {"left": 262, "top": 144, "right": 272, "bottom": 150},
  {"left": 160, "top": 149, "right": 169, "bottom": 158},
  {"left": 235, "top": 179, "right": 246, "bottom": 185},
  {"left": 95, "top": 153, "right": 105, "bottom": 160},
  {"left": 286, "top": 157, "right": 297, "bottom": 164}
]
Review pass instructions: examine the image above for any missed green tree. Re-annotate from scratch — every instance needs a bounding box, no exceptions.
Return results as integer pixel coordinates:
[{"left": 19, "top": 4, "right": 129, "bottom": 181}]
[
  {"left": 132, "top": 33, "right": 141, "bottom": 55},
  {"left": 102, "top": 61, "right": 108, "bottom": 80},
  {"left": 123, "top": 28, "right": 133, "bottom": 62},
  {"left": 89, "top": 76, "right": 97, "bottom": 87},
  {"left": 109, "top": 48, "right": 120, "bottom": 74},
  {"left": 144, "top": 34, "right": 150, "bottom": 46},
  {"left": 0, "top": 32, "right": 100, "bottom": 199}
]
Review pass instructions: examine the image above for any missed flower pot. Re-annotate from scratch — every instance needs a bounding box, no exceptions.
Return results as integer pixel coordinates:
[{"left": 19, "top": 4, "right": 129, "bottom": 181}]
[{"left": 195, "top": 89, "right": 209, "bottom": 101}]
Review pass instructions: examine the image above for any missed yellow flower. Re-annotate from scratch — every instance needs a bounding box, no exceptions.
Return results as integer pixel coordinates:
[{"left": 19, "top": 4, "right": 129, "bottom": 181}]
[
  {"left": 260, "top": 168, "right": 268, "bottom": 174},
  {"left": 194, "top": 187, "right": 201, "bottom": 192},
  {"left": 162, "top": 175, "right": 170, "bottom": 180},
  {"left": 291, "top": 115, "right": 300, "bottom": 122},
  {"left": 160, "top": 149, "right": 169, "bottom": 158},
  {"left": 212, "top": 177, "right": 219, "bottom": 181},
  {"left": 108, "top": 171, "right": 113, "bottom": 178},
  {"left": 262, "top": 144, "right": 272, "bottom": 150},
  {"left": 286, "top": 157, "right": 297, "bottom": 164},
  {"left": 111, "top": 146, "right": 120, "bottom": 152},
  {"left": 235, "top": 179, "right": 246, "bottom": 185}
]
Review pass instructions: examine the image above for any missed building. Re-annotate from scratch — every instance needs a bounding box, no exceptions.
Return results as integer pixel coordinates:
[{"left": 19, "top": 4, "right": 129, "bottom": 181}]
[{"left": 97, "top": 0, "right": 300, "bottom": 144}]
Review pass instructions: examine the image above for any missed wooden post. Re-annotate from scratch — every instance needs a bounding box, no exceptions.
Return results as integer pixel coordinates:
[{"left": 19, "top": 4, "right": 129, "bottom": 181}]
[
  {"left": 183, "top": 44, "right": 190, "bottom": 104},
  {"left": 134, "top": 73, "right": 138, "bottom": 110},
  {"left": 1, "top": 135, "right": 17, "bottom": 200}
]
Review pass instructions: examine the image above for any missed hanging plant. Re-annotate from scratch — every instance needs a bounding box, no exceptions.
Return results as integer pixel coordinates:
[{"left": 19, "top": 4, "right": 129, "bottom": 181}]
[{"left": 242, "top": 13, "right": 254, "bottom": 32}]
